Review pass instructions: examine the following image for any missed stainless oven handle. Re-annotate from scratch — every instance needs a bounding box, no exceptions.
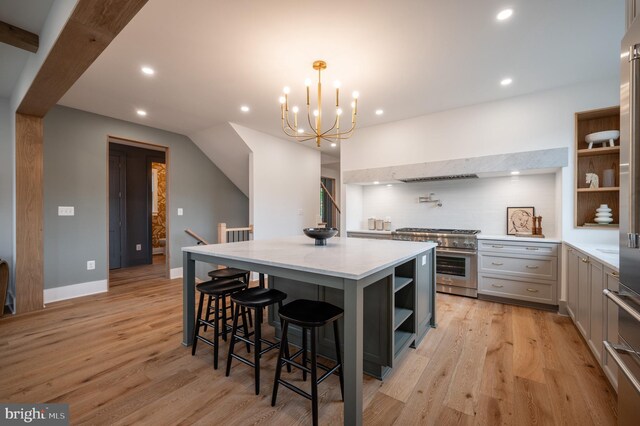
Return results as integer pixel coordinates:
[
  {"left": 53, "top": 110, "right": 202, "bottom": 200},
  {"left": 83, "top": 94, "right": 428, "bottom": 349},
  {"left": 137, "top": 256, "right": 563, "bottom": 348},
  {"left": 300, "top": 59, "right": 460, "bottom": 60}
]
[
  {"left": 603, "top": 289, "right": 640, "bottom": 323},
  {"left": 436, "top": 249, "right": 477, "bottom": 256},
  {"left": 630, "top": 44, "right": 640, "bottom": 244},
  {"left": 603, "top": 340, "right": 640, "bottom": 395}
]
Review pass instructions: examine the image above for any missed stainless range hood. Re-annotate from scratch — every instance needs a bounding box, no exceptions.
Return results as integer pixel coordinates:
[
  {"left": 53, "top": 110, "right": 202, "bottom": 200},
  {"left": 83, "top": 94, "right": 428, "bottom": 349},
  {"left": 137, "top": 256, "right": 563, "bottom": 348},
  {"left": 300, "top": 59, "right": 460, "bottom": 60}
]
[{"left": 399, "top": 174, "right": 479, "bottom": 183}]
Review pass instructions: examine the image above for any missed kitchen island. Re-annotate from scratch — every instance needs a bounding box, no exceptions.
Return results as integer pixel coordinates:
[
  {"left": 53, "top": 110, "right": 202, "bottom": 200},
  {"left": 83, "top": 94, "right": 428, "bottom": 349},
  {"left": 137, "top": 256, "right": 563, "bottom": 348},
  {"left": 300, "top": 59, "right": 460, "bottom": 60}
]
[{"left": 182, "top": 235, "right": 436, "bottom": 426}]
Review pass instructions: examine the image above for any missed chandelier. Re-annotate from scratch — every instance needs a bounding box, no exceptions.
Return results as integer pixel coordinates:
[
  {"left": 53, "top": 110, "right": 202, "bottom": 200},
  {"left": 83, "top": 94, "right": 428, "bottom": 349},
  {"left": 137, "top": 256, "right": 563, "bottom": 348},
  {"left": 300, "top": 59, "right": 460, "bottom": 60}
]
[{"left": 279, "top": 60, "right": 358, "bottom": 148}]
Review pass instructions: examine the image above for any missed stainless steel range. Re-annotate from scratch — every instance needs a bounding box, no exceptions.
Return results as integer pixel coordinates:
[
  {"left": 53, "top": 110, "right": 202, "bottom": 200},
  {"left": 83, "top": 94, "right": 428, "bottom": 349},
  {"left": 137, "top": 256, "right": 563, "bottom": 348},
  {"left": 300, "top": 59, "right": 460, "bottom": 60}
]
[{"left": 392, "top": 228, "right": 480, "bottom": 298}]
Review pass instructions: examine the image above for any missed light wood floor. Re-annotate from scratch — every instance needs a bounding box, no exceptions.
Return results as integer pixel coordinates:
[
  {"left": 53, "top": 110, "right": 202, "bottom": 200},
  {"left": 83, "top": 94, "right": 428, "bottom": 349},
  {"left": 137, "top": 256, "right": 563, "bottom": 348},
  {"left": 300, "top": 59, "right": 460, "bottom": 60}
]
[
  {"left": 108, "top": 254, "right": 166, "bottom": 286},
  {"left": 0, "top": 275, "right": 617, "bottom": 425}
]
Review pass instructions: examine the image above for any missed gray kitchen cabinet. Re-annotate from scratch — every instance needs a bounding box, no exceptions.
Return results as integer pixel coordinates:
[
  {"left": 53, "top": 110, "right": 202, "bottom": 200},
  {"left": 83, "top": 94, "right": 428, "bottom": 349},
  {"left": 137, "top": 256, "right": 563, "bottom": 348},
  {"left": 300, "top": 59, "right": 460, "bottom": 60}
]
[
  {"left": 478, "top": 239, "right": 559, "bottom": 307},
  {"left": 576, "top": 253, "right": 591, "bottom": 337},
  {"left": 588, "top": 259, "right": 605, "bottom": 363},
  {"left": 566, "top": 247, "right": 580, "bottom": 320},
  {"left": 603, "top": 266, "right": 619, "bottom": 390},
  {"left": 564, "top": 243, "right": 619, "bottom": 391}
]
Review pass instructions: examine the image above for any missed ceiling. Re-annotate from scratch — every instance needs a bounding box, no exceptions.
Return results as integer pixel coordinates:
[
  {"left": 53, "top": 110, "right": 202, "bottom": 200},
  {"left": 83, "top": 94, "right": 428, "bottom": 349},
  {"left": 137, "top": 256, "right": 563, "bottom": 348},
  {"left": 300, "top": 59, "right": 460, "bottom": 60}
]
[
  {"left": 58, "top": 0, "right": 624, "bottom": 157},
  {"left": 0, "top": 0, "right": 55, "bottom": 98}
]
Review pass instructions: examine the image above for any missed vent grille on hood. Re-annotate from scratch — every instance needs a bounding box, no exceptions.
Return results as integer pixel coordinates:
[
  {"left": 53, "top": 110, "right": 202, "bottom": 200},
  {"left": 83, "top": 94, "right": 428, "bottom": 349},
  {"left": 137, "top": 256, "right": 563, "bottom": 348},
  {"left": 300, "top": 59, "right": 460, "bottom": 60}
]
[{"left": 399, "top": 174, "right": 479, "bottom": 183}]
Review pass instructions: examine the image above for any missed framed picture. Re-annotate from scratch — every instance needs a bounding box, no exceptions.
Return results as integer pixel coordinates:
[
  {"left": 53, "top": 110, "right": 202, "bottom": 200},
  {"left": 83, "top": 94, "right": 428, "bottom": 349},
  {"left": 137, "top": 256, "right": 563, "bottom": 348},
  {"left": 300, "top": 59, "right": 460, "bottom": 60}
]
[{"left": 506, "top": 206, "right": 535, "bottom": 235}]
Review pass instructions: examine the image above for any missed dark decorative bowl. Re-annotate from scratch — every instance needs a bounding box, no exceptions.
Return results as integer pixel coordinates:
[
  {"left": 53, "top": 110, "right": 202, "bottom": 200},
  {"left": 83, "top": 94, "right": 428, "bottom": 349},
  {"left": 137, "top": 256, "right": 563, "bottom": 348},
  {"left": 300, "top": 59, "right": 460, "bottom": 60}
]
[{"left": 303, "top": 227, "right": 339, "bottom": 246}]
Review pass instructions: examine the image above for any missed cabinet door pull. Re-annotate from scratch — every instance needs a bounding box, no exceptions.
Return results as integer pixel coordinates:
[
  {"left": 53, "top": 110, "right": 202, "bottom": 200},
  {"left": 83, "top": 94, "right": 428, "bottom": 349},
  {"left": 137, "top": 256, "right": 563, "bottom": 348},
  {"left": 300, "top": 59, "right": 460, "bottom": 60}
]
[
  {"left": 526, "top": 247, "right": 540, "bottom": 251},
  {"left": 491, "top": 262, "right": 504, "bottom": 266},
  {"left": 526, "top": 288, "right": 539, "bottom": 293},
  {"left": 492, "top": 245, "right": 504, "bottom": 248},
  {"left": 581, "top": 258, "right": 589, "bottom": 263},
  {"left": 610, "top": 271, "right": 620, "bottom": 278},
  {"left": 526, "top": 265, "right": 539, "bottom": 269},
  {"left": 491, "top": 284, "right": 504, "bottom": 288}
]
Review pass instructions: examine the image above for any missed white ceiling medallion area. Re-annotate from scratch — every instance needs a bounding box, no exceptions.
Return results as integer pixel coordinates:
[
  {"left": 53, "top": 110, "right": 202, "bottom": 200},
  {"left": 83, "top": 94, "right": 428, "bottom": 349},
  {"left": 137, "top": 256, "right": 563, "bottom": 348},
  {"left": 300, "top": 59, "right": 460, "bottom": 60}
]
[{"left": 57, "top": 0, "right": 622, "bottom": 157}]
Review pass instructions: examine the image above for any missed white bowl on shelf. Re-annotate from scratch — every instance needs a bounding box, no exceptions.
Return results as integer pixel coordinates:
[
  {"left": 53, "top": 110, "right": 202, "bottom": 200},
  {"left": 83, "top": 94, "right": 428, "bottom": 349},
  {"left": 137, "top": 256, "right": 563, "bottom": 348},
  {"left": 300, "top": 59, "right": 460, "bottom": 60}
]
[{"left": 585, "top": 130, "right": 620, "bottom": 146}]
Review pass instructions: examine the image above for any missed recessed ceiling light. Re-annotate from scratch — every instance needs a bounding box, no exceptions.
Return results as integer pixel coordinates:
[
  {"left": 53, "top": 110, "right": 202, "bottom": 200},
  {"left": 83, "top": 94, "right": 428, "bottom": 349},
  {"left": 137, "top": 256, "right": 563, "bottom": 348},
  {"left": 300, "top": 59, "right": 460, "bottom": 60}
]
[
  {"left": 136, "top": 109, "right": 147, "bottom": 116},
  {"left": 375, "top": 109, "right": 384, "bottom": 115},
  {"left": 386, "top": 184, "right": 393, "bottom": 187},
  {"left": 511, "top": 170, "right": 520, "bottom": 175},
  {"left": 331, "top": 143, "right": 337, "bottom": 147},
  {"left": 373, "top": 181, "right": 380, "bottom": 185},
  {"left": 141, "top": 66, "right": 155, "bottom": 75},
  {"left": 240, "top": 105, "right": 250, "bottom": 112},
  {"left": 500, "top": 77, "right": 513, "bottom": 86},
  {"left": 496, "top": 8, "right": 513, "bottom": 21}
]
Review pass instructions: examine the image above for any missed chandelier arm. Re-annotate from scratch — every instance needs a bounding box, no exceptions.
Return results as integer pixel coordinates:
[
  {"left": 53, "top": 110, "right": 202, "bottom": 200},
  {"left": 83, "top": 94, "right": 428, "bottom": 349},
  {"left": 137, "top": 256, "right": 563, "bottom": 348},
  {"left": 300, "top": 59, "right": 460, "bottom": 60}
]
[
  {"left": 281, "top": 120, "right": 301, "bottom": 137},
  {"left": 284, "top": 111, "right": 297, "bottom": 132},
  {"left": 318, "top": 116, "right": 339, "bottom": 137},
  {"left": 306, "top": 108, "right": 317, "bottom": 136}
]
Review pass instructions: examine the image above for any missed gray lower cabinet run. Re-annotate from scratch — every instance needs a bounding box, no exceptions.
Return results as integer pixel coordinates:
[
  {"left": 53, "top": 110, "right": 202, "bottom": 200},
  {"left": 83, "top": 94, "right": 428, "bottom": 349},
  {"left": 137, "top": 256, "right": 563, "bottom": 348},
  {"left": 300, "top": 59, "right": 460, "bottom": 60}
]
[{"left": 269, "top": 253, "right": 434, "bottom": 380}]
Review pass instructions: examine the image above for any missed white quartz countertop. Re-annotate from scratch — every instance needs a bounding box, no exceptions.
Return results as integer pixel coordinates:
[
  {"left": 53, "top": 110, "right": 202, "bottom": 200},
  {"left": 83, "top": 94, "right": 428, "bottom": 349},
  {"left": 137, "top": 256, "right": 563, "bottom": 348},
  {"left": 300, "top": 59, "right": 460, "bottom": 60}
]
[
  {"left": 182, "top": 235, "right": 436, "bottom": 280},
  {"left": 347, "top": 229, "right": 393, "bottom": 235},
  {"left": 564, "top": 240, "right": 619, "bottom": 271},
  {"left": 478, "top": 234, "right": 562, "bottom": 243}
]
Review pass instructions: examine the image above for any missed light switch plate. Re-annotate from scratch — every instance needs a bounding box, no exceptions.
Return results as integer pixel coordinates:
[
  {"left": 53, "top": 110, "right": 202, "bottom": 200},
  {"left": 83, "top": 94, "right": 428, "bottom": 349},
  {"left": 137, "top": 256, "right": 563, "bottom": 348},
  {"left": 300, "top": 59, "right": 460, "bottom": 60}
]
[
  {"left": 422, "top": 255, "right": 426, "bottom": 266},
  {"left": 87, "top": 260, "right": 95, "bottom": 270},
  {"left": 58, "top": 206, "right": 75, "bottom": 216},
  {"left": 136, "top": 244, "right": 142, "bottom": 251},
  {"left": 177, "top": 208, "right": 183, "bottom": 216}
]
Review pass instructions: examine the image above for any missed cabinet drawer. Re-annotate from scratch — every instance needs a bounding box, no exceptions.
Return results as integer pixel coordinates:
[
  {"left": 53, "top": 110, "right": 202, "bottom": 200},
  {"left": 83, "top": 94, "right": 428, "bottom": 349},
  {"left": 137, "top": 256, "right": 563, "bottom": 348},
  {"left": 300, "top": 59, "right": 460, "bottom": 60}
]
[
  {"left": 478, "top": 240, "right": 558, "bottom": 256},
  {"left": 347, "top": 232, "right": 392, "bottom": 240},
  {"left": 479, "top": 275, "right": 555, "bottom": 304},
  {"left": 479, "top": 254, "right": 557, "bottom": 281}
]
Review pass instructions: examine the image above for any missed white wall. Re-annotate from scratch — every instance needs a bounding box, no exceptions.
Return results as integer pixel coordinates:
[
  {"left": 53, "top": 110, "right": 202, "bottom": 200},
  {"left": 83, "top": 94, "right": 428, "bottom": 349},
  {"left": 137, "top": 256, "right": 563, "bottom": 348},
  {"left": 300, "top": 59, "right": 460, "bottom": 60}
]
[
  {"left": 357, "top": 174, "right": 557, "bottom": 236},
  {"left": 231, "top": 124, "right": 321, "bottom": 240},
  {"left": 342, "top": 78, "right": 620, "bottom": 244}
]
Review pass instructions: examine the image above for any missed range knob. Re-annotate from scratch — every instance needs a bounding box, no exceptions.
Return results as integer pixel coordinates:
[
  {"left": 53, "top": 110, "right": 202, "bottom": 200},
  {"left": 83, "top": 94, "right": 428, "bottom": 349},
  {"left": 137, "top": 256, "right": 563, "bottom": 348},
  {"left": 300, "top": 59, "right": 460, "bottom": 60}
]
[
  {"left": 452, "top": 241, "right": 459, "bottom": 247},
  {"left": 437, "top": 240, "right": 443, "bottom": 246}
]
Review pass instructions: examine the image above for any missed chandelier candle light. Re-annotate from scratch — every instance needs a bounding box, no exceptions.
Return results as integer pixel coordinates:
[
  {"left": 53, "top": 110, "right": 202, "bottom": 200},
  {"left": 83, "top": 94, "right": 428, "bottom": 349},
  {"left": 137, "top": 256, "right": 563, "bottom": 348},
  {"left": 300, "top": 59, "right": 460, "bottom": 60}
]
[{"left": 280, "top": 60, "right": 359, "bottom": 148}]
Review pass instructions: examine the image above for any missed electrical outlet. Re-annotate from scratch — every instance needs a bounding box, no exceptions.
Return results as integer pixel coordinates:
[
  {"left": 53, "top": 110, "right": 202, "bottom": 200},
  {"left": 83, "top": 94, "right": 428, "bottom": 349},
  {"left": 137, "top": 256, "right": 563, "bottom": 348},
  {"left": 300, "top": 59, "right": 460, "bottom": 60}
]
[
  {"left": 87, "top": 260, "right": 95, "bottom": 270},
  {"left": 58, "top": 206, "right": 75, "bottom": 216},
  {"left": 297, "top": 209, "right": 303, "bottom": 216},
  {"left": 136, "top": 244, "right": 142, "bottom": 251},
  {"left": 177, "top": 208, "right": 183, "bottom": 216}
]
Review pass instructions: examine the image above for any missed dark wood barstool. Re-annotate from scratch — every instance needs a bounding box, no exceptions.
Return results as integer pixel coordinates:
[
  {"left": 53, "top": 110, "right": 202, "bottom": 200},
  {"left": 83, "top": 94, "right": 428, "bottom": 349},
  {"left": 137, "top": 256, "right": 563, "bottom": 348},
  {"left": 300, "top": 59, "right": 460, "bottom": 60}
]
[
  {"left": 192, "top": 279, "right": 250, "bottom": 369},
  {"left": 207, "top": 267, "right": 252, "bottom": 330},
  {"left": 226, "top": 287, "right": 289, "bottom": 395},
  {"left": 271, "top": 299, "right": 344, "bottom": 426}
]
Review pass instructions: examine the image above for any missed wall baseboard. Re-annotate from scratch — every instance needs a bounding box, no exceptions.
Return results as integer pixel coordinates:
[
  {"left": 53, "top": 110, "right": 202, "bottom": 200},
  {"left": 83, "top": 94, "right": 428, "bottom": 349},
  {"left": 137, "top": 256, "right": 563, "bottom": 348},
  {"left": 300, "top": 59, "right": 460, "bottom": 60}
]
[
  {"left": 153, "top": 247, "right": 165, "bottom": 255},
  {"left": 44, "top": 279, "right": 108, "bottom": 304},
  {"left": 170, "top": 267, "right": 183, "bottom": 279}
]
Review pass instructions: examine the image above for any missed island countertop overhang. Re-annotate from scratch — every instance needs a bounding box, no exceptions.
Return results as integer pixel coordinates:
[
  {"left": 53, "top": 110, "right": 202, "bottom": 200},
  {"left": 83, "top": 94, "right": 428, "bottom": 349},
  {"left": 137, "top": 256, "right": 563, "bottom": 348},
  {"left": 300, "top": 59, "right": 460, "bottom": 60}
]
[{"left": 182, "top": 235, "right": 436, "bottom": 281}]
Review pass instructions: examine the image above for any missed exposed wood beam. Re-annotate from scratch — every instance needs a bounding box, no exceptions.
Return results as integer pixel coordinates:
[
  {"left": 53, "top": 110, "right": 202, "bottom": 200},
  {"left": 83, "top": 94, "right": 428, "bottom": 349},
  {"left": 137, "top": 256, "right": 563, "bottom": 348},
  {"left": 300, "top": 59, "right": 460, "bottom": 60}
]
[
  {"left": 17, "top": 0, "right": 148, "bottom": 116},
  {"left": 14, "top": 0, "right": 148, "bottom": 313},
  {"left": 0, "top": 20, "right": 39, "bottom": 53}
]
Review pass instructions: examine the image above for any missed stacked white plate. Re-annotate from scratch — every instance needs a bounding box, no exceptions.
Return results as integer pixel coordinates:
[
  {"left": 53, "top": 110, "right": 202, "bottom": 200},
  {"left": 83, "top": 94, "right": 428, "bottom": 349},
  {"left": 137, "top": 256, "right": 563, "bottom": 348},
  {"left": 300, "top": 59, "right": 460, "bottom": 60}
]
[{"left": 594, "top": 204, "right": 613, "bottom": 224}]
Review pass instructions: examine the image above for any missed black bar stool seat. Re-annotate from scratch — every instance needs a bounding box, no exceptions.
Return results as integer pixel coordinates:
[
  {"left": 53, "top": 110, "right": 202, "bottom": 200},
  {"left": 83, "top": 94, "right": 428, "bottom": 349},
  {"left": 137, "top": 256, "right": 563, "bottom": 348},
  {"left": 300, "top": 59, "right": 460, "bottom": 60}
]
[
  {"left": 278, "top": 299, "right": 343, "bottom": 327},
  {"left": 232, "top": 287, "right": 286, "bottom": 307},
  {"left": 207, "top": 267, "right": 250, "bottom": 281},
  {"left": 192, "top": 278, "right": 250, "bottom": 370},
  {"left": 272, "top": 299, "right": 345, "bottom": 426},
  {"left": 226, "top": 287, "right": 289, "bottom": 395}
]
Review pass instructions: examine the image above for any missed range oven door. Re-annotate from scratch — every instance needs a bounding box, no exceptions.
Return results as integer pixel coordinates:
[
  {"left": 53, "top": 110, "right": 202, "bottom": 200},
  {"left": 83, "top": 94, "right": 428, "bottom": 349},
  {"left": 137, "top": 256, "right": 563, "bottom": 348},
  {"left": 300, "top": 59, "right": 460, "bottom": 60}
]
[{"left": 436, "top": 249, "right": 478, "bottom": 297}]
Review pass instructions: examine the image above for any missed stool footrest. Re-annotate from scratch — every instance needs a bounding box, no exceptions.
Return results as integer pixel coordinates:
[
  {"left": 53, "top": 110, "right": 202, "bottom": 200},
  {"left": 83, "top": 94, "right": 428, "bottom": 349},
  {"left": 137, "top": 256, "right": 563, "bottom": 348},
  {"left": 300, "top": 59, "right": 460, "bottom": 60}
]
[
  {"left": 230, "top": 353, "right": 256, "bottom": 368},
  {"left": 317, "top": 364, "right": 341, "bottom": 385},
  {"left": 195, "top": 335, "right": 216, "bottom": 348},
  {"left": 281, "top": 357, "right": 311, "bottom": 374},
  {"left": 277, "top": 379, "right": 312, "bottom": 401}
]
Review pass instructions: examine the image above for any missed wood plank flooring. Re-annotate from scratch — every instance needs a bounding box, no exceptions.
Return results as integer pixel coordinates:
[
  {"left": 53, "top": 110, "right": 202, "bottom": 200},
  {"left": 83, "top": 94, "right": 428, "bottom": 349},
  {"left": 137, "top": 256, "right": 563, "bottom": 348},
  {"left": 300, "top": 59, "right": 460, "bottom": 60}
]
[{"left": 0, "top": 275, "right": 617, "bottom": 425}]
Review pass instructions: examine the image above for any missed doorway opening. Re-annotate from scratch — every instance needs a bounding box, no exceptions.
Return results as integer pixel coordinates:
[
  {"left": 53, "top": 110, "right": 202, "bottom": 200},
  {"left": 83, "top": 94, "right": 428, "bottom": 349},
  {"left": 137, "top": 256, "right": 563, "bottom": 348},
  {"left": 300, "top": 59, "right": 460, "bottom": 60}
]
[
  {"left": 320, "top": 176, "right": 338, "bottom": 228},
  {"left": 108, "top": 138, "right": 169, "bottom": 286}
]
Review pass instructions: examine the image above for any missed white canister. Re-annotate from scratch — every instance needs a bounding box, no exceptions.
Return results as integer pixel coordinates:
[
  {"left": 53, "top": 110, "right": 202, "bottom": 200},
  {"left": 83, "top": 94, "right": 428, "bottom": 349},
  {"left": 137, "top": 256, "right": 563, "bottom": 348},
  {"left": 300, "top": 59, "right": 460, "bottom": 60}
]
[
  {"left": 375, "top": 219, "right": 384, "bottom": 231},
  {"left": 368, "top": 218, "right": 376, "bottom": 230},
  {"left": 384, "top": 217, "right": 391, "bottom": 231}
]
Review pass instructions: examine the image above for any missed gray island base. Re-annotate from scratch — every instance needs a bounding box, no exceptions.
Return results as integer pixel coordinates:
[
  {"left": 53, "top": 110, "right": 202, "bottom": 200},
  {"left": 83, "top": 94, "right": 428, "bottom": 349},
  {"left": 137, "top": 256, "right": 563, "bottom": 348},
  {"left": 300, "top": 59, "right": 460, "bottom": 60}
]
[{"left": 182, "top": 235, "right": 437, "bottom": 426}]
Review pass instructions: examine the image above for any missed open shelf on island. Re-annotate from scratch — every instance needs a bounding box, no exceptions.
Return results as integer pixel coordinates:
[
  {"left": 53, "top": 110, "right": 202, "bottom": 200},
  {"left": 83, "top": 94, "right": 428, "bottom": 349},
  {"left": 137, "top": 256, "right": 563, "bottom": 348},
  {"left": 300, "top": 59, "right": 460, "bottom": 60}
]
[
  {"left": 394, "top": 276, "right": 413, "bottom": 293},
  {"left": 394, "top": 307, "right": 413, "bottom": 330},
  {"left": 393, "top": 330, "right": 414, "bottom": 359}
]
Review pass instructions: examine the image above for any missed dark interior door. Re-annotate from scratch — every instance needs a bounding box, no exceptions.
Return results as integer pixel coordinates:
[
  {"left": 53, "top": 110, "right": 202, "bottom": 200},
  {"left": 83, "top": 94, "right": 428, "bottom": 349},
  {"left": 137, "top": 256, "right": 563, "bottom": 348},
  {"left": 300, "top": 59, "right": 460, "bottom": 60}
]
[{"left": 109, "top": 154, "right": 125, "bottom": 269}]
